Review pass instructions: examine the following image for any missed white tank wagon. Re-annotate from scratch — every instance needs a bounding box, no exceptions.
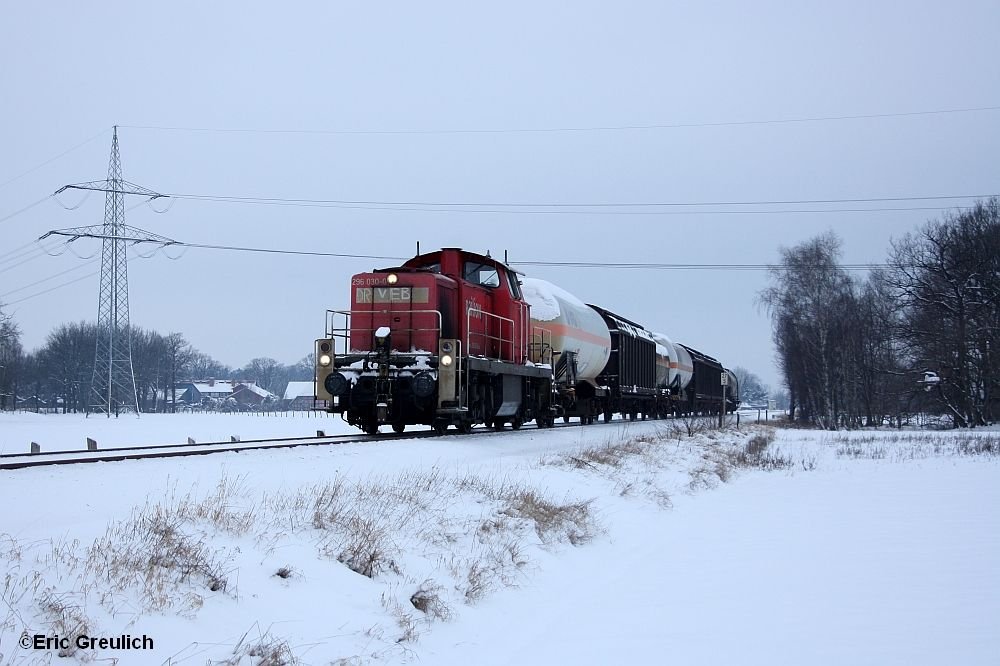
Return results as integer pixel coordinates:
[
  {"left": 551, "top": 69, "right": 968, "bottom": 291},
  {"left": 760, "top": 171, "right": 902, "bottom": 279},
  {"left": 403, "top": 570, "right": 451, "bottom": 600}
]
[
  {"left": 649, "top": 331, "right": 696, "bottom": 392},
  {"left": 521, "top": 277, "right": 611, "bottom": 383},
  {"left": 672, "top": 340, "right": 695, "bottom": 391}
]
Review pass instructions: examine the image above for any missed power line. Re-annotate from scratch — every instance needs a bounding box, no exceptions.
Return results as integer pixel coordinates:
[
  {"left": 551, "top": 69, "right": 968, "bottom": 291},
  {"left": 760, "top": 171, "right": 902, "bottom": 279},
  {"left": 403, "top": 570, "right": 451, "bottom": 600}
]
[
  {"left": 162, "top": 192, "right": 994, "bottom": 208},
  {"left": 0, "top": 240, "right": 42, "bottom": 264},
  {"left": 169, "top": 242, "right": 890, "bottom": 271},
  {"left": 145, "top": 241, "right": 401, "bottom": 261},
  {"left": 6, "top": 235, "right": 897, "bottom": 308},
  {"left": 0, "top": 243, "right": 66, "bottom": 275},
  {"left": 0, "top": 195, "right": 54, "bottom": 226},
  {"left": 4, "top": 265, "right": 101, "bottom": 306},
  {"left": 0, "top": 259, "right": 99, "bottom": 298},
  {"left": 510, "top": 260, "right": 886, "bottom": 271},
  {"left": 74, "top": 239, "right": 886, "bottom": 271},
  {"left": 119, "top": 104, "right": 1000, "bottom": 136},
  {"left": 0, "top": 130, "right": 110, "bottom": 191},
  {"left": 151, "top": 191, "right": 993, "bottom": 216}
]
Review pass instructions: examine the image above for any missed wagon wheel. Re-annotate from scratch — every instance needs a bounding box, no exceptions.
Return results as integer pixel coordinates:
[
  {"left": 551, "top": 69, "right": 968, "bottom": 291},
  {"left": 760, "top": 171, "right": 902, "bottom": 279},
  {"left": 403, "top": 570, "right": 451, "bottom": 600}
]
[
  {"left": 511, "top": 416, "right": 522, "bottom": 430},
  {"left": 391, "top": 423, "right": 406, "bottom": 434}
]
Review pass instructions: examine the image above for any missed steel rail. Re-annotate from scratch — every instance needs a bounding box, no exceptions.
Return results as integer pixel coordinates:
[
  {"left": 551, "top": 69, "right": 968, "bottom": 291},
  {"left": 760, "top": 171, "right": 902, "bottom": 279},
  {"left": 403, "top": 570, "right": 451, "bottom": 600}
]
[
  {"left": 0, "top": 429, "right": 442, "bottom": 471},
  {"left": 0, "top": 420, "right": 600, "bottom": 471},
  {"left": 0, "top": 413, "right": 721, "bottom": 471}
]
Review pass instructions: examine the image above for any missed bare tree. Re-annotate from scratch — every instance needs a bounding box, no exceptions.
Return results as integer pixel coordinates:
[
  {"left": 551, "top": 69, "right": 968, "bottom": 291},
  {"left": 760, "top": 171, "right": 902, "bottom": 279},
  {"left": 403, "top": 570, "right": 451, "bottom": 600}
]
[
  {"left": 760, "top": 232, "right": 856, "bottom": 428},
  {"left": 36, "top": 321, "right": 97, "bottom": 413},
  {"left": 0, "top": 304, "right": 23, "bottom": 410},
  {"left": 731, "top": 366, "right": 769, "bottom": 406},
  {"left": 188, "top": 351, "right": 231, "bottom": 380},
  {"left": 886, "top": 199, "right": 1000, "bottom": 426},
  {"left": 240, "top": 357, "right": 283, "bottom": 394},
  {"left": 164, "top": 332, "right": 195, "bottom": 413}
]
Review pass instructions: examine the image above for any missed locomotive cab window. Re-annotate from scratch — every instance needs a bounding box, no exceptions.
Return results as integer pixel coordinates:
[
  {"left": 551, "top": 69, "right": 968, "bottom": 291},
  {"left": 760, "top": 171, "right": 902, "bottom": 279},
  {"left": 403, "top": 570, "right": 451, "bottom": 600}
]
[
  {"left": 463, "top": 261, "right": 500, "bottom": 288},
  {"left": 507, "top": 270, "right": 522, "bottom": 299}
]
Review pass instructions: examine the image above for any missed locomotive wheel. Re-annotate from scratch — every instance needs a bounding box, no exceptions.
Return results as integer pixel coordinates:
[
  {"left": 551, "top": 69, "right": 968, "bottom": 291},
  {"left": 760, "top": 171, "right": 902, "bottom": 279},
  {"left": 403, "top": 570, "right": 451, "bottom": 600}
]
[
  {"left": 563, "top": 415, "right": 570, "bottom": 423},
  {"left": 629, "top": 412, "right": 637, "bottom": 422},
  {"left": 364, "top": 422, "right": 379, "bottom": 435},
  {"left": 391, "top": 423, "right": 406, "bottom": 434},
  {"left": 433, "top": 421, "right": 448, "bottom": 435},
  {"left": 458, "top": 420, "right": 473, "bottom": 434},
  {"left": 603, "top": 411, "right": 613, "bottom": 423}
]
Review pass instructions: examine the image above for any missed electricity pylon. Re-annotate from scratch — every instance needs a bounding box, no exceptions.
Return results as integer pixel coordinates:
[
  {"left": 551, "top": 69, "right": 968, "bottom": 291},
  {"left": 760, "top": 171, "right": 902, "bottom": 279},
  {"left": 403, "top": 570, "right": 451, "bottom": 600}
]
[{"left": 43, "top": 126, "right": 175, "bottom": 416}]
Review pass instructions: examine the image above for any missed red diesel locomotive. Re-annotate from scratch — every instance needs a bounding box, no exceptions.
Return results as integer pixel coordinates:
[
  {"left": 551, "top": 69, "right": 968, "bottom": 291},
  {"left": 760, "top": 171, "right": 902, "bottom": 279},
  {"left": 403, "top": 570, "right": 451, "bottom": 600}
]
[{"left": 315, "top": 247, "right": 738, "bottom": 434}]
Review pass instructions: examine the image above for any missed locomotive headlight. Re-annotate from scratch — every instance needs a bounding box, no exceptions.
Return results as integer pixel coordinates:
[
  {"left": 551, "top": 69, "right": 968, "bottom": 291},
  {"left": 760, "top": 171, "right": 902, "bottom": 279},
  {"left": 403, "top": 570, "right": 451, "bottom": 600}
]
[
  {"left": 440, "top": 354, "right": 453, "bottom": 367},
  {"left": 441, "top": 340, "right": 454, "bottom": 354},
  {"left": 319, "top": 354, "right": 332, "bottom": 367},
  {"left": 386, "top": 273, "right": 398, "bottom": 284}
]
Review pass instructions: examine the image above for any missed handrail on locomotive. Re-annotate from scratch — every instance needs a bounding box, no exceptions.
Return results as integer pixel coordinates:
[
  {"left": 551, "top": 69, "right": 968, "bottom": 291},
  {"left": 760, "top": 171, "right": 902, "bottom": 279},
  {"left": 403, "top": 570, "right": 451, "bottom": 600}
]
[{"left": 324, "top": 309, "right": 444, "bottom": 355}]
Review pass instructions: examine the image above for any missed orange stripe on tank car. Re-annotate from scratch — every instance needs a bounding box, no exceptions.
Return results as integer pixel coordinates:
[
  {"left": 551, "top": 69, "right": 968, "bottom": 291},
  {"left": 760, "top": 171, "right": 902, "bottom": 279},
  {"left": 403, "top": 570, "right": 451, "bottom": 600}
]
[{"left": 540, "top": 322, "right": 612, "bottom": 347}]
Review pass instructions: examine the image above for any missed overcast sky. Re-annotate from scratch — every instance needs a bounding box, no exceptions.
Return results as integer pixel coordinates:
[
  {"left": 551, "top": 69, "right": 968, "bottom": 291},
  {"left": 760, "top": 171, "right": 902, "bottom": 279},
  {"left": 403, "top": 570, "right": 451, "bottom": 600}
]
[{"left": 2, "top": 1, "right": 998, "bottom": 389}]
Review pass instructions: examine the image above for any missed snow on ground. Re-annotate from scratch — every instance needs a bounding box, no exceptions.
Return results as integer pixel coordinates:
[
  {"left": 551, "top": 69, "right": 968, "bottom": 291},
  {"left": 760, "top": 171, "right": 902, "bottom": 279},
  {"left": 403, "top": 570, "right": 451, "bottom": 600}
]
[
  {"left": 0, "top": 411, "right": 361, "bottom": 454},
  {"left": 0, "top": 416, "right": 997, "bottom": 665}
]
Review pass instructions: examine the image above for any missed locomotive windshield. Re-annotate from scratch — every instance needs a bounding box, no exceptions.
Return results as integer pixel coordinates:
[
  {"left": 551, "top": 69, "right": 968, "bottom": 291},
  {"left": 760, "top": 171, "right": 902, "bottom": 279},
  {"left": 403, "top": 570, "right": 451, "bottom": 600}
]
[{"left": 463, "top": 261, "right": 500, "bottom": 288}]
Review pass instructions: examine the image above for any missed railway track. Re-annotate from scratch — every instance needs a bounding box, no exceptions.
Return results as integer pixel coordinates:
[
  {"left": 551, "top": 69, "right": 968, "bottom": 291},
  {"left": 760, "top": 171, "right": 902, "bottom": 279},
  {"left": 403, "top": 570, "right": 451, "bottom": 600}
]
[{"left": 0, "top": 420, "right": 603, "bottom": 471}]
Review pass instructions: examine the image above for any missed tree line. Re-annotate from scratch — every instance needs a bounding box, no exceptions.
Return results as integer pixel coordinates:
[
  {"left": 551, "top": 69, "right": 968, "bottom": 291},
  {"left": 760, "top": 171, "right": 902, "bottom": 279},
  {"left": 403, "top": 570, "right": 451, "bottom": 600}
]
[
  {"left": 0, "top": 317, "right": 312, "bottom": 413},
  {"left": 761, "top": 198, "right": 999, "bottom": 428}
]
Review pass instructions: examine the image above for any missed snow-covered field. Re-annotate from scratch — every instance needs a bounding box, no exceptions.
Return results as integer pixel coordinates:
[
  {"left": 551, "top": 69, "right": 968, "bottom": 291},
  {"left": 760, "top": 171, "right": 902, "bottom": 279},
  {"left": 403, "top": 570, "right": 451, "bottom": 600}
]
[
  {"left": 0, "top": 412, "right": 359, "bottom": 455},
  {"left": 0, "top": 413, "right": 997, "bottom": 665}
]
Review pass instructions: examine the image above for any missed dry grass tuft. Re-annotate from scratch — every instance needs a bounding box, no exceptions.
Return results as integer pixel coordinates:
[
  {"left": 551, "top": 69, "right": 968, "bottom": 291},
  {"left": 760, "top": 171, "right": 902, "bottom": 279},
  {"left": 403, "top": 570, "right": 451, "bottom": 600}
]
[
  {"left": 220, "top": 627, "right": 300, "bottom": 666},
  {"left": 409, "top": 580, "right": 451, "bottom": 621},
  {"left": 38, "top": 589, "right": 93, "bottom": 660},
  {"left": 729, "top": 430, "right": 794, "bottom": 471},
  {"left": 273, "top": 565, "right": 295, "bottom": 580},
  {"left": 86, "top": 504, "right": 233, "bottom": 613},
  {"left": 501, "top": 489, "right": 595, "bottom": 546},
  {"left": 381, "top": 593, "right": 420, "bottom": 643}
]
